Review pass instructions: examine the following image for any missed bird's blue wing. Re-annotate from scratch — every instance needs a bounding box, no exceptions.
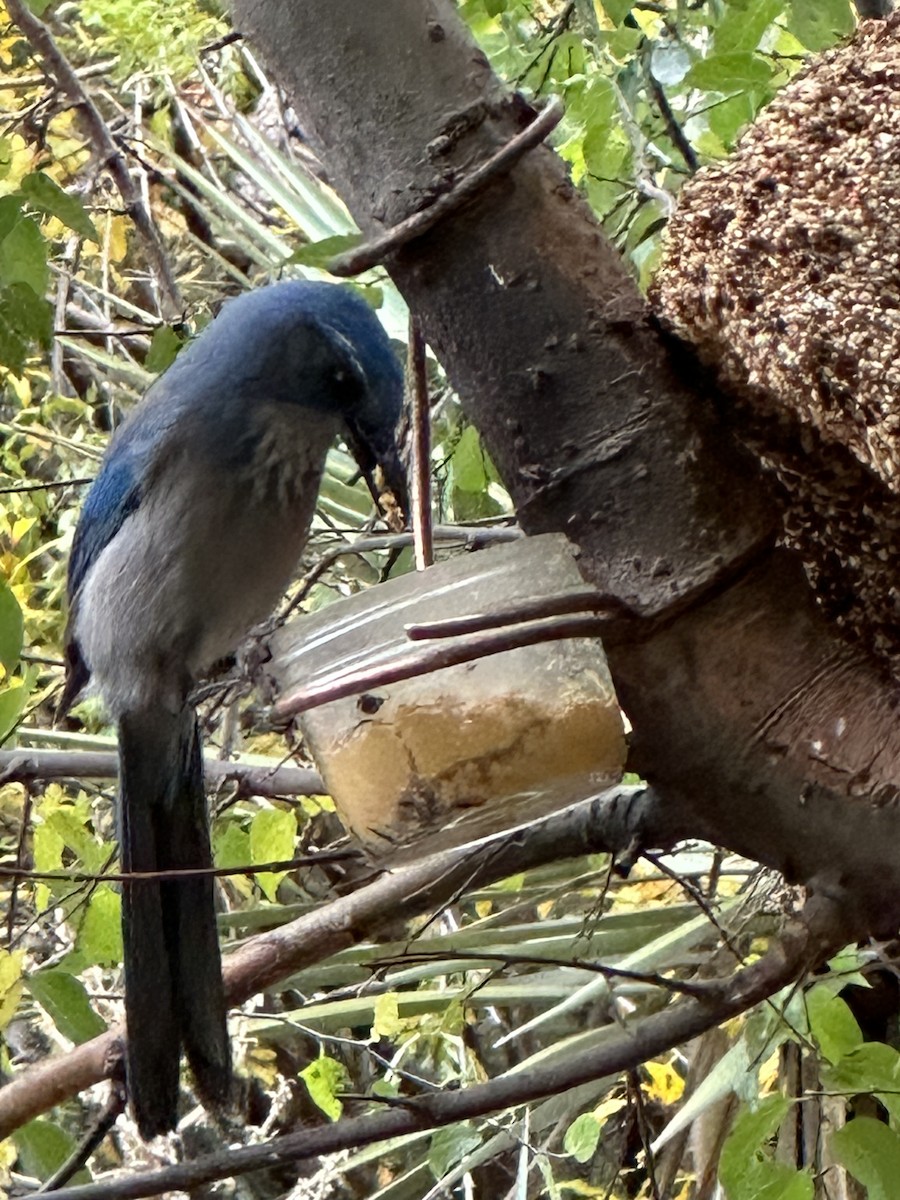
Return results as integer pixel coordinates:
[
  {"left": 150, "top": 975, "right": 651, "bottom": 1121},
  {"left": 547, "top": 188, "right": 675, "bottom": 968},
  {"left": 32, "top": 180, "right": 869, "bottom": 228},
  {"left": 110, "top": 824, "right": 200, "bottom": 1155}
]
[{"left": 68, "top": 449, "right": 143, "bottom": 602}]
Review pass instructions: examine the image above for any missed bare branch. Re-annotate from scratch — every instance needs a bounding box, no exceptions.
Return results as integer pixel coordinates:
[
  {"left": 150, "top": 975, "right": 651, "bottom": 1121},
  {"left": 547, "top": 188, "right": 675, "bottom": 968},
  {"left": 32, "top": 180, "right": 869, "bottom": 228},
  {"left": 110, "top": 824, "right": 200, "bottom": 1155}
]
[
  {"left": 408, "top": 315, "right": 434, "bottom": 570},
  {"left": 0, "top": 785, "right": 675, "bottom": 1138},
  {"left": 0, "top": 749, "right": 325, "bottom": 798},
  {"left": 42, "top": 894, "right": 848, "bottom": 1200},
  {"left": 5, "top": 0, "right": 182, "bottom": 316}
]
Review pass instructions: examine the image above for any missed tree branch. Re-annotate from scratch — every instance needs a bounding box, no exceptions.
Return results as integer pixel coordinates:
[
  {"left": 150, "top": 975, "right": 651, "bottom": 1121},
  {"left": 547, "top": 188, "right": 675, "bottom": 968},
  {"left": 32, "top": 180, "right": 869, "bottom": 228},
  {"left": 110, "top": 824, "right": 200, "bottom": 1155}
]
[
  {"left": 0, "top": 749, "right": 325, "bottom": 798},
  {"left": 44, "top": 894, "right": 848, "bottom": 1200},
  {"left": 6, "top": 0, "right": 182, "bottom": 316},
  {"left": 232, "top": 0, "right": 900, "bottom": 932},
  {"left": 0, "top": 785, "right": 674, "bottom": 1138}
]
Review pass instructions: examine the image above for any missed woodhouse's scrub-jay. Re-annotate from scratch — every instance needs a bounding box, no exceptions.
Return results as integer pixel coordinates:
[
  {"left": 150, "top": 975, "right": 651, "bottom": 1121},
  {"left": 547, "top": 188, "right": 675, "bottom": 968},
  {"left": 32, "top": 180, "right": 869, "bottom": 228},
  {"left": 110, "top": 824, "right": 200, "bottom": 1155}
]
[{"left": 61, "top": 281, "right": 405, "bottom": 1137}]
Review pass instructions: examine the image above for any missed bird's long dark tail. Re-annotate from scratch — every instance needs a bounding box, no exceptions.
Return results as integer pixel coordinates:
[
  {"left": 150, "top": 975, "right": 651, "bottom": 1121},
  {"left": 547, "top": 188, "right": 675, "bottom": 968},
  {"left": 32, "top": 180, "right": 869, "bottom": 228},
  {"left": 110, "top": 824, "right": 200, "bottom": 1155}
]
[{"left": 118, "top": 704, "right": 231, "bottom": 1138}]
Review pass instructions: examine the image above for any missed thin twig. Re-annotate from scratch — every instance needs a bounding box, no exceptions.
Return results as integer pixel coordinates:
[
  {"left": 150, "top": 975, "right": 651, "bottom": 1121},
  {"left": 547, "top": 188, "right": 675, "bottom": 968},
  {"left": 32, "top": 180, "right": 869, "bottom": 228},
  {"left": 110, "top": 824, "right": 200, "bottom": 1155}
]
[
  {"left": 5, "top": 0, "right": 182, "bottom": 316},
  {"left": 0, "top": 848, "right": 359, "bottom": 885},
  {"left": 282, "top": 523, "right": 521, "bottom": 617},
  {"left": 0, "top": 477, "right": 92, "bottom": 495},
  {"left": 6, "top": 786, "right": 33, "bottom": 945},
  {"left": 372, "top": 949, "right": 712, "bottom": 999},
  {"left": 273, "top": 613, "right": 613, "bottom": 719},
  {"left": 328, "top": 96, "right": 564, "bottom": 277},
  {"left": 408, "top": 315, "right": 434, "bottom": 570},
  {"left": 642, "top": 46, "right": 698, "bottom": 174},
  {"left": 38, "top": 1082, "right": 126, "bottom": 1193}
]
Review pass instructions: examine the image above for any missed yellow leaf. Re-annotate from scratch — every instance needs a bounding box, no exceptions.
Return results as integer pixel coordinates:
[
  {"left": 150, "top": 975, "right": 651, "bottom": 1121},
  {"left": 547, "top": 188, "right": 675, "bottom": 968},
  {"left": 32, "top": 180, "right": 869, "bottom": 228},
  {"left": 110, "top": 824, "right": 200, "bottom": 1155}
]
[
  {"left": 372, "top": 993, "right": 402, "bottom": 1039},
  {"left": 0, "top": 950, "right": 25, "bottom": 1030},
  {"left": 11, "top": 517, "right": 35, "bottom": 546},
  {"left": 106, "top": 215, "right": 129, "bottom": 263},
  {"left": 759, "top": 1048, "right": 781, "bottom": 1093},
  {"left": 591, "top": 1094, "right": 628, "bottom": 1124},
  {"left": 244, "top": 1044, "right": 280, "bottom": 1088},
  {"left": 475, "top": 899, "right": 492, "bottom": 919},
  {"left": 644, "top": 1059, "right": 685, "bottom": 1105}
]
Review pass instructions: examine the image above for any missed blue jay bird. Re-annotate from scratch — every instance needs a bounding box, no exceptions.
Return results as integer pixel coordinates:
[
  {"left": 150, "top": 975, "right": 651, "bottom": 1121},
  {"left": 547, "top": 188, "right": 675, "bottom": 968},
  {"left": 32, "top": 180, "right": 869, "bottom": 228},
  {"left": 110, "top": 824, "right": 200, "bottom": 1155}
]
[{"left": 60, "top": 280, "right": 406, "bottom": 1138}]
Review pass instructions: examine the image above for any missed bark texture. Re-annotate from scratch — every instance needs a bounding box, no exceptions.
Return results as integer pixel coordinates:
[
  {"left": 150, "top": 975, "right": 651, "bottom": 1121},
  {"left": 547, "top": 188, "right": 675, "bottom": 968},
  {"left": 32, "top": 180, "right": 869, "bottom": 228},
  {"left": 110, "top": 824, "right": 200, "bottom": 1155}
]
[{"left": 233, "top": 0, "right": 900, "bottom": 927}]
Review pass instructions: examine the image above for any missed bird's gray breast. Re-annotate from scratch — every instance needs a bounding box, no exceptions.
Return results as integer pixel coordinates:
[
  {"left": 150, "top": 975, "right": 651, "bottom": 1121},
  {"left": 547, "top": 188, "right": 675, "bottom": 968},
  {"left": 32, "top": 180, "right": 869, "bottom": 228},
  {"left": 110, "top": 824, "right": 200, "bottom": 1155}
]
[{"left": 75, "top": 403, "right": 338, "bottom": 714}]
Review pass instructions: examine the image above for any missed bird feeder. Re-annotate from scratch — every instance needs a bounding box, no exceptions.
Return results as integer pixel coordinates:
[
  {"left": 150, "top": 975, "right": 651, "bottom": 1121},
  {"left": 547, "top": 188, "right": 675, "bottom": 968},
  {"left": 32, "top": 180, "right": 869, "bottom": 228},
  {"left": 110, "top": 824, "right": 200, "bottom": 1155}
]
[{"left": 265, "top": 533, "right": 626, "bottom": 860}]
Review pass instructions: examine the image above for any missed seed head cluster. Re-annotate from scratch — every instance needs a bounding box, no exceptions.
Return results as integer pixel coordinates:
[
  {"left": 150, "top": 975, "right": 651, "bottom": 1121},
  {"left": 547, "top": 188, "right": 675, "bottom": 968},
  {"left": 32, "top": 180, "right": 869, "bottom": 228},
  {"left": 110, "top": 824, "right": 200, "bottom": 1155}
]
[{"left": 652, "top": 16, "right": 900, "bottom": 675}]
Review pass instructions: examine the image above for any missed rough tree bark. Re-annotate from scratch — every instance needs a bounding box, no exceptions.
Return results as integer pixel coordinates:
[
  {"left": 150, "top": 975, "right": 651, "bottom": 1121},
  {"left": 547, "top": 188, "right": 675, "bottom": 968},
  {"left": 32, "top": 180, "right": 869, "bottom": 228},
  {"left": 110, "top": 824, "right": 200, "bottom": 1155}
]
[{"left": 232, "top": 0, "right": 900, "bottom": 928}]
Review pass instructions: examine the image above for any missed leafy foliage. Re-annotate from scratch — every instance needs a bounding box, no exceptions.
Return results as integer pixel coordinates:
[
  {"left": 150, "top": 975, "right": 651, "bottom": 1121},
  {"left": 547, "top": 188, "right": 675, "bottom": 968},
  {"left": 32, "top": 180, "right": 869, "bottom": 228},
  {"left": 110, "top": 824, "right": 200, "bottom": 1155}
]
[{"left": 0, "top": 0, "right": 884, "bottom": 1196}]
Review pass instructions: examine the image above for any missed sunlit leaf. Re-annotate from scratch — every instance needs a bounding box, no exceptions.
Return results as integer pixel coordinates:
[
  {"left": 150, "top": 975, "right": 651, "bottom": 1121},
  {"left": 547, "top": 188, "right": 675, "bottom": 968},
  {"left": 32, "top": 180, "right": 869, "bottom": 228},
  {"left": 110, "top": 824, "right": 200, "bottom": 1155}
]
[
  {"left": 0, "top": 950, "right": 25, "bottom": 1030},
  {"left": 806, "top": 989, "right": 862, "bottom": 1064},
  {"left": 77, "top": 886, "right": 123, "bottom": 967},
  {"left": 250, "top": 807, "right": 297, "bottom": 901},
  {"left": 564, "top": 1112, "right": 602, "bottom": 1163},
  {"left": 300, "top": 1053, "right": 347, "bottom": 1120},
  {"left": 686, "top": 52, "right": 774, "bottom": 92}
]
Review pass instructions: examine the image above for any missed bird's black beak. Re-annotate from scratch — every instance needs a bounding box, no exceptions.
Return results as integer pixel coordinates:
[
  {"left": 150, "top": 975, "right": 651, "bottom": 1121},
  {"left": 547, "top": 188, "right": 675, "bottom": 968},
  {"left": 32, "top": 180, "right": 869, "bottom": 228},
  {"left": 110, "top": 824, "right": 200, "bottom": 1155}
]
[{"left": 345, "top": 417, "right": 408, "bottom": 528}]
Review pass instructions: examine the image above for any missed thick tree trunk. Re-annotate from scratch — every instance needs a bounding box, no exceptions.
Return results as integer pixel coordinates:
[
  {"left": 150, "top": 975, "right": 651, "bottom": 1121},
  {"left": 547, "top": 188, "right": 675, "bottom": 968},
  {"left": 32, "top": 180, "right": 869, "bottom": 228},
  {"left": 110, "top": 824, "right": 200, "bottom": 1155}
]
[{"left": 233, "top": 0, "right": 900, "bottom": 927}]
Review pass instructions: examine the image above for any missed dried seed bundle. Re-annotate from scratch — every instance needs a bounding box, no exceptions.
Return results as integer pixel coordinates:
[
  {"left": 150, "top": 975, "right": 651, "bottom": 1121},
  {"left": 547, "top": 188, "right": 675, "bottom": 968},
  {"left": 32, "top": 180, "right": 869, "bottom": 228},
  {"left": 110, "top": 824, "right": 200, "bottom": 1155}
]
[{"left": 652, "top": 15, "right": 900, "bottom": 675}]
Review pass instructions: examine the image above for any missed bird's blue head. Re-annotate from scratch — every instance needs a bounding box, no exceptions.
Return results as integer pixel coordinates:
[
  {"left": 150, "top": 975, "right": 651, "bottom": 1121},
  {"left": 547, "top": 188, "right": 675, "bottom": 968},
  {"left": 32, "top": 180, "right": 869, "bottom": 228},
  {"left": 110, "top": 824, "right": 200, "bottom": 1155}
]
[{"left": 163, "top": 279, "right": 408, "bottom": 515}]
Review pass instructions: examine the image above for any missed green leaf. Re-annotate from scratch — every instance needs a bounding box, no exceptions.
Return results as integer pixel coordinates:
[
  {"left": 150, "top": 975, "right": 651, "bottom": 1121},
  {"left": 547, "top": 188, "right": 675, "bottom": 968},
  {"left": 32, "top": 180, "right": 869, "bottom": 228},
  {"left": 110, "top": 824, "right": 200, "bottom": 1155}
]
[
  {"left": 787, "top": 0, "right": 854, "bottom": 52},
  {"left": 286, "top": 233, "right": 362, "bottom": 270},
  {"left": 564, "top": 1112, "right": 603, "bottom": 1163},
  {"left": 686, "top": 52, "right": 774, "bottom": 92},
  {"left": 831, "top": 1117, "right": 900, "bottom": 1200},
  {"left": 0, "top": 194, "right": 21, "bottom": 240},
  {"left": 77, "top": 886, "right": 123, "bottom": 967},
  {"left": 0, "top": 578, "right": 24, "bottom": 673},
  {"left": 823, "top": 1043, "right": 900, "bottom": 1123},
  {"left": 714, "top": 0, "right": 785, "bottom": 53},
  {"left": 15, "top": 1119, "right": 86, "bottom": 1184},
  {"left": 707, "top": 91, "right": 760, "bottom": 149},
  {"left": 451, "top": 425, "right": 490, "bottom": 493},
  {"left": 0, "top": 683, "right": 28, "bottom": 744},
  {"left": 806, "top": 989, "right": 862, "bottom": 1064},
  {"left": 602, "top": 0, "right": 634, "bottom": 24},
  {"left": 0, "top": 282, "right": 53, "bottom": 375},
  {"left": 429, "top": 1122, "right": 483, "bottom": 1179},
  {"left": 0, "top": 208, "right": 49, "bottom": 294},
  {"left": 214, "top": 820, "right": 250, "bottom": 870},
  {"left": 250, "top": 806, "right": 297, "bottom": 902},
  {"left": 26, "top": 0, "right": 56, "bottom": 13},
  {"left": 145, "top": 324, "right": 184, "bottom": 374},
  {"left": 300, "top": 1053, "right": 347, "bottom": 1120},
  {"left": 28, "top": 969, "right": 107, "bottom": 1044},
  {"left": 18, "top": 172, "right": 99, "bottom": 243},
  {"left": 719, "top": 1095, "right": 791, "bottom": 1196}
]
